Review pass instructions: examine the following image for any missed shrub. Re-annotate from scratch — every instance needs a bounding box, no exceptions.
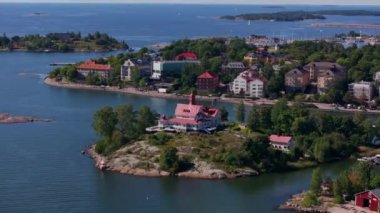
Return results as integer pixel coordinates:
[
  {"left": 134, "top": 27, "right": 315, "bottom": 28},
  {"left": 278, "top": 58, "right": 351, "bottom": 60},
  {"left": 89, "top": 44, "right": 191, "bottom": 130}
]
[
  {"left": 148, "top": 132, "right": 172, "bottom": 145},
  {"left": 95, "top": 140, "right": 107, "bottom": 154},
  {"left": 159, "top": 146, "right": 179, "bottom": 174},
  {"left": 302, "top": 192, "right": 319, "bottom": 208}
]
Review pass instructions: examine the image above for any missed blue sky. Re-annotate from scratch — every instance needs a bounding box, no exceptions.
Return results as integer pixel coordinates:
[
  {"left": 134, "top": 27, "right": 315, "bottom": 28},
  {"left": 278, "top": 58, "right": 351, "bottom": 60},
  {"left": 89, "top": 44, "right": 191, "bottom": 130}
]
[{"left": 0, "top": 0, "right": 379, "bottom": 5}]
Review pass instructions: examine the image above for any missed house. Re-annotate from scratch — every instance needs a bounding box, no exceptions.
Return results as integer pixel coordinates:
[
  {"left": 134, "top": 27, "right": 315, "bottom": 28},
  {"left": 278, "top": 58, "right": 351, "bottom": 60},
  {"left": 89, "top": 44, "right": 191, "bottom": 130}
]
[
  {"left": 77, "top": 60, "right": 111, "bottom": 79},
  {"left": 348, "top": 81, "right": 374, "bottom": 102},
  {"left": 158, "top": 92, "right": 221, "bottom": 132},
  {"left": 175, "top": 52, "right": 198, "bottom": 61},
  {"left": 285, "top": 68, "right": 310, "bottom": 93},
  {"left": 269, "top": 135, "right": 294, "bottom": 152},
  {"left": 120, "top": 59, "right": 151, "bottom": 81},
  {"left": 355, "top": 189, "right": 380, "bottom": 212},
  {"left": 151, "top": 60, "right": 201, "bottom": 80},
  {"left": 197, "top": 71, "right": 219, "bottom": 92},
  {"left": 221, "top": 62, "right": 246, "bottom": 74},
  {"left": 303, "top": 62, "right": 346, "bottom": 94},
  {"left": 230, "top": 70, "right": 265, "bottom": 98}
]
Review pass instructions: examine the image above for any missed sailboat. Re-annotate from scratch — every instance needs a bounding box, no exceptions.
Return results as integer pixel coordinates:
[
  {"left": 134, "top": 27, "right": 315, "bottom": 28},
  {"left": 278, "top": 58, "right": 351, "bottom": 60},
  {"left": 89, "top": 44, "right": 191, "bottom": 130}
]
[{"left": 248, "top": 20, "right": 251, "bottom": 26}]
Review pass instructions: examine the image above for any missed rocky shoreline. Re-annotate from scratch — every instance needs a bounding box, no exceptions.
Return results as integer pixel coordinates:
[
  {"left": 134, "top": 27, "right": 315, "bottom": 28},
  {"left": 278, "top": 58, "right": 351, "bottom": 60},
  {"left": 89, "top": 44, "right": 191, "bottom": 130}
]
[
  {"left": 85, "top": 144, "right": 258, "bottom": 180},
  {"left": 0, "top": 113, "right": 51, "bottom": 124}
]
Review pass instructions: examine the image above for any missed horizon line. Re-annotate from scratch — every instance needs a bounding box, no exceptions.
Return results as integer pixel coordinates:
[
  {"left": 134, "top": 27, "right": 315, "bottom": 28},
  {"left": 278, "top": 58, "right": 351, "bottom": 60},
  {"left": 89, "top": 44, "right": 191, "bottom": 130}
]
[{"left": 0, "top": 2, "right": 379, "bottom": 6}]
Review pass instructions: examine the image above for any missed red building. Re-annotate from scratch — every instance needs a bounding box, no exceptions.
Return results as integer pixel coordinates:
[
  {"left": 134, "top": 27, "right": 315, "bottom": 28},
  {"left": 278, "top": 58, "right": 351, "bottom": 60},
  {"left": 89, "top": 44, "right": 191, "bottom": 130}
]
[
  {"left": 175, "top": 52, "right": 198, "bottom": 61},
  {"left": 77, "top": 60, "right": 111, "bottom": 79},
  {"left": 355, "top": 189, "right": 380, "bottom": 212},
  {"left": 196, "top": 71, "right": 219, "bottom": 91},
  {"left": 158, "top": 92, "right": 221, "bottom": 132}
]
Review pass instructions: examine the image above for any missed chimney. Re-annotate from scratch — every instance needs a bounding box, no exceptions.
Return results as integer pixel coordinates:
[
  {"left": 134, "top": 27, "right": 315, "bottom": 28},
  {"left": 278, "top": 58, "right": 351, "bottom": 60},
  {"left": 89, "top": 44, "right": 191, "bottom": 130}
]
[{"left": 189, "top": 92, "right": 196, "bottom": 105}]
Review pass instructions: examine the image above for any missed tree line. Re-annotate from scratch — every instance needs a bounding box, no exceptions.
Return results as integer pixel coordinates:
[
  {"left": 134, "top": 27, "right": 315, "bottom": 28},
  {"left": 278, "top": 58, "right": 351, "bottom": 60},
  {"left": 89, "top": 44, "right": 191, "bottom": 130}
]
[
  {"left": 92, "top": 105, "right": 157, "bottom": 155},
  {"left": 236, "top": 98, "right": 379, "bottom": 163},
  {"left": 0, "top": 32, "right": 127, "bottom": 52}
]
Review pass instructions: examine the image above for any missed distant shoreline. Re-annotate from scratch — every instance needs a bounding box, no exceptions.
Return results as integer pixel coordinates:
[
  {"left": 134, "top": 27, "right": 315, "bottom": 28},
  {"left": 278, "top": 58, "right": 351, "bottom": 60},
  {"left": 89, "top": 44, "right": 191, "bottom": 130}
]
[{"left": 310, "top": 23, "right": 380, "bottom": 29}]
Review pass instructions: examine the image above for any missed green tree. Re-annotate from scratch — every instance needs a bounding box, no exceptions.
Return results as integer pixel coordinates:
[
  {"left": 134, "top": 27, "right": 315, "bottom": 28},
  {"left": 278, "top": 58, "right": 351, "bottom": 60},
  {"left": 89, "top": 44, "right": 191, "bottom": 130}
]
[
  {"left": 130, "top": 66, "right": 140, "bottom": 85},
  {"left": 115, "top": 105, "right": 137, "bottom": 139},
  {"left": 236, "top": 101, "right": 245, "bottom": 123},
  {"left": 370, "top": 175, "right": 380, "bottom": 189},
  {"left": 93, "top": 106, "right": 118, "bottom": 139},
  {"left": 258, "top": 107, "right": 272, "bottom": 131},
  {"left": 139, "top": 78, "right": 146, "bottom": 88},
  {"left": 353, "top": 162, "right": 374, "bottom": 190},
  {"left": 220, "top": 107, "right": 229, "bottom": 121},
  {"left": 310, "top": 168, "right": 323, "bottom": 193},
  {"left": 136, "top": 106, "right": 156, "bottom": 134},
  {"left": 159, "top": 146, "right": 179, "bottom": 174},
  {"left": 247, "top": 108, "right": 260, "bottom": 131}
]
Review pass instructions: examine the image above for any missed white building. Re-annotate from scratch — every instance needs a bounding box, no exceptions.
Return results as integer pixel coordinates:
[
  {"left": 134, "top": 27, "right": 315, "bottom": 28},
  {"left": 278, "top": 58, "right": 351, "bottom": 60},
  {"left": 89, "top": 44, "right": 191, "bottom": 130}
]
[
  {"left": 120, "top": 59, "right": 151, "bottom": 81},
  {"left": 348, "top": 81, "right": 374, "bottom": 102},
  {"left": 151, "top": 60, "right": 201, "bottom": 80},
  {"left": 230, "top": 70, "right": 265, "bottom": 98}
]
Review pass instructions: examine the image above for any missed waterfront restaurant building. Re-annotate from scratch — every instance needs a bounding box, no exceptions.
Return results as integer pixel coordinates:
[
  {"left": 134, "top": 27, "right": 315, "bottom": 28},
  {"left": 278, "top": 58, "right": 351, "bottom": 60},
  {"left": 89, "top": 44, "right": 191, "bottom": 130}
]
[
  {"left": 77, "top": 60, "right": 111, "bottom": 79},
  {"left": 158, "top": 93, "right": 221, "bottom": 132}
]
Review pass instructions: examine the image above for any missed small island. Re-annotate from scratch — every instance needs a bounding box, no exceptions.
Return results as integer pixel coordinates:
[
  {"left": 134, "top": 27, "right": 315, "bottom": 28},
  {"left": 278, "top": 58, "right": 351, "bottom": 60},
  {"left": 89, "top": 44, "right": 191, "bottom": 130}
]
[
  {"left": 0, "top": 32, "right": 128, "bottom": 52},
  {"left": 86, "top": 92, "right": 380, "bottom": 179},
  {"left": 0, "top": 113, "right": 51, "bottom": 124},
  {"left": 221, "top": 10, "right": 380, "bottom": 22}
]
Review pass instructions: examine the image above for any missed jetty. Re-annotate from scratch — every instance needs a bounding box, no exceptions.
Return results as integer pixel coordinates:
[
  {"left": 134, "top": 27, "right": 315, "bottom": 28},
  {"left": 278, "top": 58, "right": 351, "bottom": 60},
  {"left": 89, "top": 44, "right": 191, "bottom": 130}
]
[{"left": 50, "top": 62, "right": 75, "bottom": 66}]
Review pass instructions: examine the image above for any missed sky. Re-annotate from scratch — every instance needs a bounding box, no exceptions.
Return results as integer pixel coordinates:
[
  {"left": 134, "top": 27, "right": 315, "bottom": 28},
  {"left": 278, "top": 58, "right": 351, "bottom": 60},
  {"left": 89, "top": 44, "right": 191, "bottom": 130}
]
[{"left": 0, "top": 0, "right": 379, "bottom": 5}]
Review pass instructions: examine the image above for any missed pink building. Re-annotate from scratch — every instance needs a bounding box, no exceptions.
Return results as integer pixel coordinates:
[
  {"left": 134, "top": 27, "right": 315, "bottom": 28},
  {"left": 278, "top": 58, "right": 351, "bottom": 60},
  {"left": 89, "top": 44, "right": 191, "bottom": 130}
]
[
  {"left": 158, "top": 93, "right": 221, "bottom": 132},
  {"left": 269, "top": 135, "right": 294, "bottom": 152}
]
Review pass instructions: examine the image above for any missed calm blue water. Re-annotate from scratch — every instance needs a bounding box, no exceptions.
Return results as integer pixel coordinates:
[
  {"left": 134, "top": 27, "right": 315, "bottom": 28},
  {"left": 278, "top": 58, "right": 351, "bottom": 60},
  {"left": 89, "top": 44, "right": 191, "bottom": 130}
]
[
  {"left": 0, "top": 4, "right": 379, "bottom": 47},
  {"left": 0, "top": 4, "right": 377, "bottom": 213}
]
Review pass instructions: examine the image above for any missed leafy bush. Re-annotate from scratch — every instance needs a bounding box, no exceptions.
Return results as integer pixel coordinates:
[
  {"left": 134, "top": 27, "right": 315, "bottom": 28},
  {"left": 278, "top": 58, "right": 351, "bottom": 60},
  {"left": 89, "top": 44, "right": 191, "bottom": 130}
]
[
  {"left": 302, "top": 192, "right": 319, "bottom": 208},
  {"left": 148, "top": 132, "right": 172, "bottom": 145}
]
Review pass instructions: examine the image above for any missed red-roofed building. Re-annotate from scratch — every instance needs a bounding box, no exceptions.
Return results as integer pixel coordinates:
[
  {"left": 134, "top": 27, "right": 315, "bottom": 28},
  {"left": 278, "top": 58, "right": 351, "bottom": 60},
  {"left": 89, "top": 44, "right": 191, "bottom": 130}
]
[
  {"left": 77, "top": 60, "right": 111, "bottom": 79},
  {"left": 158, "top": 92, "right": 221, "bottom": 132},
  {"left": 175, "top": 52, "right": 198, "bottom": 61},
  {"left": 230, "top": 70, "right": 266, "bottom": 98},
  {"left": 269, "top": 135, "right": 294, "bottom": 152},
  {"left": 355, "top": 189, "right": 380, "bottom": 212},
  {"left": 197, "top": 71, "right": 219, "bottom": 91}
]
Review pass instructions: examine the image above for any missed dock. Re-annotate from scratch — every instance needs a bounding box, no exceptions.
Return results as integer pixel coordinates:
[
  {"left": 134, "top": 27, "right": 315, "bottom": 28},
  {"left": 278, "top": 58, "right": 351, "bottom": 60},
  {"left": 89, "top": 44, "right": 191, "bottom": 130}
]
[{"left": 49, "top": 62, "right": 75, "bottom": 66}]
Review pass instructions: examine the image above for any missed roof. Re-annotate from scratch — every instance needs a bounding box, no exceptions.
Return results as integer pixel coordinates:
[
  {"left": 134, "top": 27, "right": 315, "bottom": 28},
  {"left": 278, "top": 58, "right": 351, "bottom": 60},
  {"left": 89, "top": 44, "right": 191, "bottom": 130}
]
[
  {"left": 303, "top": 62, "right": 344, "bottom": 73},
  {"left": 238, "top": 70, "right": 265, "bottom": 83},
  {"left": 370, "top": 189, "right": 380, "bottom": 198},
  {"left": 175, "top": 52, "right": 198, "bottom": 60},
  {"left": 198, "top": 71, "right": 218, "bottom": 79},
  {"left": 269, "top": 135, "right": 293, "bottom": 144},
  {"left": 175, "top": 103, "right": 203, "bottom": 118},
  {"left": 224, "top": 62, "right": 246, "bottom": 68},
  {"left": 355, "top": 189, "right": 380, "bottom": 198},
  {"left": 286, "top": 68, "right": 306, "bottom": 77},
  {"left": 77, "top": 60, "right": 111, "bottom": 71}
]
